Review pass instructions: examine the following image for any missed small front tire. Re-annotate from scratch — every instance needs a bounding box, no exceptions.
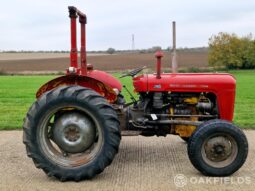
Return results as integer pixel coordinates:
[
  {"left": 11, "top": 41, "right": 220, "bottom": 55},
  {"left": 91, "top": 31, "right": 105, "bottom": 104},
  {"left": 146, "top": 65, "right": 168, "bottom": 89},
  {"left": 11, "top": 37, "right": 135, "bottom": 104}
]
[{"left": 188, "top": 119, "right": 248, "bottom": 176}]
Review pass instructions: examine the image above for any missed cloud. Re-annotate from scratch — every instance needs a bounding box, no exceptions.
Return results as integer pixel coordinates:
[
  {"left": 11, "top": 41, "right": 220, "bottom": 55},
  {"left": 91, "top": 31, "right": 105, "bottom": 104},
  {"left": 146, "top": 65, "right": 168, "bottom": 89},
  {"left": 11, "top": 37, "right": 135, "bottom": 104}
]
[{"left": 0, "top": 0, "right": 255, "bottom": 50}]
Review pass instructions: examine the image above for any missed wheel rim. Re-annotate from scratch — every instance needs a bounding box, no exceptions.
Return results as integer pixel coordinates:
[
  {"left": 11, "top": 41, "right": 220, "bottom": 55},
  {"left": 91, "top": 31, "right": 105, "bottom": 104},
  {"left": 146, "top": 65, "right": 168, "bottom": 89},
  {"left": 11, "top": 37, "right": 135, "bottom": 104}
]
[
  {"left": 201, "top": 133, "right": 238, "bottom": 168},
  {"left": 37, "top": 104, "right": 103, "bottom": 167},
  {"left": 52, "top": 111, "right": 96, "bottom": 154}
]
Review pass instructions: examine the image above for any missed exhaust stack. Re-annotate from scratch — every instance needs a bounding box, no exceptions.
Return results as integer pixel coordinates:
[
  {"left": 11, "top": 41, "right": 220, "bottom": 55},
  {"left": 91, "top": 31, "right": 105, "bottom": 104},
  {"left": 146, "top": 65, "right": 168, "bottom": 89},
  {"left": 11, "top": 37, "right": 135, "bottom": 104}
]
[
  {"left": 171, "top": 21, "right": 178, "bottom": 73},
  {"left": 155, "top": 51, "right": 164, "bottom": 79},
  {"left": 69, "top": 7, "right": 78, "bottom": 69}
]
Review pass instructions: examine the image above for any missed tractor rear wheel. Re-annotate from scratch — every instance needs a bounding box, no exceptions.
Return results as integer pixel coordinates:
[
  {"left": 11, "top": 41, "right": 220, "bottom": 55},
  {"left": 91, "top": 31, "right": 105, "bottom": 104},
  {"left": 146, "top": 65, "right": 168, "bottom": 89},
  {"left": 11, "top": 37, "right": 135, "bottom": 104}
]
[
  {"left": 188, "top": 119, "right": 248, "bottom": 176},
  {"left": 23, "top": 85, "right": 121, "bottom": 181}
]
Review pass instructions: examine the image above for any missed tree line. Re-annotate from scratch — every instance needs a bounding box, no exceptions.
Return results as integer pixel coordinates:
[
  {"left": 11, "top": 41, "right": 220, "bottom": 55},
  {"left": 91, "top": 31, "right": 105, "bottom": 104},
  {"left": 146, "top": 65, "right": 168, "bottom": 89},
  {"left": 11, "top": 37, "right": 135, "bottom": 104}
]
[
  {"left": 0, "top": 47, "right": 208, "bottom": 54},
  {"left": 209, "top": 32, "right": 255, "bottom": 69}
]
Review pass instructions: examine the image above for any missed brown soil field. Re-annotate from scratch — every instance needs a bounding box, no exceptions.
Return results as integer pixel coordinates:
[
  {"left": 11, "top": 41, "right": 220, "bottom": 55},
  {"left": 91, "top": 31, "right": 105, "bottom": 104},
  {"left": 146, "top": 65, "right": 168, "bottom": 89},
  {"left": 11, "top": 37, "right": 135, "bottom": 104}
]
[
  {"left": 0, "top": 52, "right": 208, "bottom": 73},
  {"left": 0, "top": 53, "right": 70, "bottom": 60},
  {"left": 0, "top": 53, "right": 105, "bottom": 60}
]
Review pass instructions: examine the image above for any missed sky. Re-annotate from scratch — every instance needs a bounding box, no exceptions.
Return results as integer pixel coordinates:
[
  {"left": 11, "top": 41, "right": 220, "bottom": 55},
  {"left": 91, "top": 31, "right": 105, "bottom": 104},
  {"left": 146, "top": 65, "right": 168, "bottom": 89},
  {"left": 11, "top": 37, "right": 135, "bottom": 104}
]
[{"left": 0, "top": 0, "right": 255, "bottom": 51}]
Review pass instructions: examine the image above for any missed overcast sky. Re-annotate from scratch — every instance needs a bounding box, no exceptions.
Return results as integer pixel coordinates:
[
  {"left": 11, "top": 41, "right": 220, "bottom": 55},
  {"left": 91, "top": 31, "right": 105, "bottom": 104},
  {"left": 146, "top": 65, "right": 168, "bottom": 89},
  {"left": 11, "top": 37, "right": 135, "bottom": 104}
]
[{"left": 0, "top": 0, "right": 255, "bottom": 51}]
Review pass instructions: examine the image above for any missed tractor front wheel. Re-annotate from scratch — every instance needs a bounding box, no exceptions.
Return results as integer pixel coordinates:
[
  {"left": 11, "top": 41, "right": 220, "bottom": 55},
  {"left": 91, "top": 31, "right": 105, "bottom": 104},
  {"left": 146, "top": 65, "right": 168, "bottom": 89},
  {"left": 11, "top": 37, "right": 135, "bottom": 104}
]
[
  {"left": 23, "top": 85, "right": 121, "bottom": 181},
  {"left": 188, "top": 119, "right": 248, "bottom": 176}
]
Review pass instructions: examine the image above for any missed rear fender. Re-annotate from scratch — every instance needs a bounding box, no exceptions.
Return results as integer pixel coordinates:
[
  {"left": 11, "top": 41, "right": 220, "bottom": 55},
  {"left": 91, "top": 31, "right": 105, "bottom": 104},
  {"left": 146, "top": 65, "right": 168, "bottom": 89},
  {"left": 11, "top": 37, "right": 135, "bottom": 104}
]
[{"left": 36, "top": 75, "right": 117, "bottom": 103}]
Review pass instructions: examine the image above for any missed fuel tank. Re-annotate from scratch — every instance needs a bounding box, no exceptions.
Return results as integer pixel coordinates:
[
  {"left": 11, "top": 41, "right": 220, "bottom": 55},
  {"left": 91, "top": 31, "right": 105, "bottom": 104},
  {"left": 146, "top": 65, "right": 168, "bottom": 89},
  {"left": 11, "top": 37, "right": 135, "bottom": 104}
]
[{"left": 133, "top": 73, "right": 236, "bottom": 121}]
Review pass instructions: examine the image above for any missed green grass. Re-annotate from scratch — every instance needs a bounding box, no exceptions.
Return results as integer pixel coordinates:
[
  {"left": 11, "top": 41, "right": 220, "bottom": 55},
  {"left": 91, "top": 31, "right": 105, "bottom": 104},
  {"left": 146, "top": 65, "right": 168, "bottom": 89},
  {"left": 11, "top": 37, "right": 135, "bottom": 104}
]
[
  {"left": 0, "top": 76, "right": 55, "bottom": 129},
  {"left": 231, "top": 70, "right": 255, "bottom": 128},
  {"left": 0, "top": 70, "right": 254, "bottom": 130}
]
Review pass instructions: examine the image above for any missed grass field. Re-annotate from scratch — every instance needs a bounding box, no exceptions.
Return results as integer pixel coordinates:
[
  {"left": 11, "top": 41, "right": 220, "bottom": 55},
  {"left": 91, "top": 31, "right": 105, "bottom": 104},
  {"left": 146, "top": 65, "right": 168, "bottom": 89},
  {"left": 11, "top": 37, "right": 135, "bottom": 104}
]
[{"left": 0, "top": 70, "right": 254, "bottom": 129}]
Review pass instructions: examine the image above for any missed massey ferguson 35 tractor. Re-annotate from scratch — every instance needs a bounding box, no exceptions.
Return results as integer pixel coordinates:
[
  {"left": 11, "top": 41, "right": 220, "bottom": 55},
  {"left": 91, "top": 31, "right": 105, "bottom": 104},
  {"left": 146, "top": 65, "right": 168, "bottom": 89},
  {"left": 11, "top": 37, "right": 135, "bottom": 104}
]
[{"left": 23, "top": 6, "right": 248, "bottom": 181}]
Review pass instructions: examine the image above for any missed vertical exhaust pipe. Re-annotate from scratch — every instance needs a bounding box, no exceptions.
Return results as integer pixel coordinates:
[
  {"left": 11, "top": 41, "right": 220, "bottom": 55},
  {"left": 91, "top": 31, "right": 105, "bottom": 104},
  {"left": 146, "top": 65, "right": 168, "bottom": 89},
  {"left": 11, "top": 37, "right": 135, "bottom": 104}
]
[
  {"left": 69, "top": 7, "right": 78, "bottom": 69},
  {"left": 155, "top": 51, "right": 164, "bottom": 79},
  {"left": 172, "top": 21, "right": 178, "bottom": 73},
  {"left": 79, "top": 14, "right": 87, "bottom": 75}
]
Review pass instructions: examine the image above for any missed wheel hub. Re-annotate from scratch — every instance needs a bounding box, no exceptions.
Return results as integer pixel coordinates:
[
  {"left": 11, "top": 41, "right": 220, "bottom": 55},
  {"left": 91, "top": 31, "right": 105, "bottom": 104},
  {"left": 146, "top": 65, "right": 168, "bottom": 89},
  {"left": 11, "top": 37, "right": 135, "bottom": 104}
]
[
  {"left": 64, "top": 125, "right": 80, "bottom": 142},
  {"left": 204, "top": 136, "right": 232, "bottom": 162},
  {"left": 52, "top": 112, "right": 96, "bottom": 153}
]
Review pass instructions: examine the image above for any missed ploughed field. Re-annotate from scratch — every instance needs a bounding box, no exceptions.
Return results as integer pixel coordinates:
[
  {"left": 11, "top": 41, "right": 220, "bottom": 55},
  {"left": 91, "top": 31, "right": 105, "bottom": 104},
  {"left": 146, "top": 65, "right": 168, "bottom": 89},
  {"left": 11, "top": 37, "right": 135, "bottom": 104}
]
[
  {"left": 0, "top": 52, "right": 208, "bottom": 73},
  {"left": 0, "top": 70, "right": 254, "bottom": 129}
]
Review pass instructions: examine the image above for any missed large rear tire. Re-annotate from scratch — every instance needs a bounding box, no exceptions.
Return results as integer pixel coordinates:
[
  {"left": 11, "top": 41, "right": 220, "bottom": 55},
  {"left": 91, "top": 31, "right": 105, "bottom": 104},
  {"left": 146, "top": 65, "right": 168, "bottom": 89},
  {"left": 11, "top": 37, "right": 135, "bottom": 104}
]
[
  {"left": 188, "top": 119, "right": 248, "bottom": 176},
  {"left": 23, "top": 85, "right": 121, "bottom": 181}
]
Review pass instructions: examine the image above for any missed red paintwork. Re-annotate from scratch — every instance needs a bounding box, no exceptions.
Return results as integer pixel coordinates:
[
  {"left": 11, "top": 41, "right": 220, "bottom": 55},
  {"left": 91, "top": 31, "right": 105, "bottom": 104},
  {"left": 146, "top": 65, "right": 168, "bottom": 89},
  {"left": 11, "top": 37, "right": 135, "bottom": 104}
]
[
  {"left": 37, "top": 6, "right": 237, "bottom": 123},
  {"left": 70, "top": 17, "right": 78, "bottom": 69},
  {"left": 87, "top": 70, "right": 122, "bottom": 91},
  {"left": 68, "top": 6, "right": 87, "bottom": 75},
  {"left": 36, "top": 7, "right": 122, "bottom": 102},
  {"left": 36, "top": 75, "right": 117, "bottom": 103},
  {"left": 36, "top": 70, "right": 122, "bottom": 102},
  {"left": 133, "top": 73, "right": 236, "bottom": 121}
]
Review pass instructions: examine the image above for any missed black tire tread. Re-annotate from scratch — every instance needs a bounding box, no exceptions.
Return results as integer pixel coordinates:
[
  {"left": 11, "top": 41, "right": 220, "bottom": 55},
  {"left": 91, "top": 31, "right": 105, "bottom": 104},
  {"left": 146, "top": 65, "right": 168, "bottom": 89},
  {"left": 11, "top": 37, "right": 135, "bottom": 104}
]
[
  {"left": 23, "top": 85, "right": 121, "bottom": 181},
  {"left": 188, "top": 119, "right": 248, "bottom": 176}
]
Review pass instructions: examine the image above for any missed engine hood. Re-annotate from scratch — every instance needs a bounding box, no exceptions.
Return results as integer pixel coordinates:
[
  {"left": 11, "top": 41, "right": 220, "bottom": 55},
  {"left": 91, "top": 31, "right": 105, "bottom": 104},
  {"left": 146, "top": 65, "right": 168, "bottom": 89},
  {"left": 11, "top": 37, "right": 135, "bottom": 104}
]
[
  {"left": 133, "top": 73, "right": 236, "bottom": 121},
  {"left": 133, "top": 73, "right": 236, "bottom": 94}
]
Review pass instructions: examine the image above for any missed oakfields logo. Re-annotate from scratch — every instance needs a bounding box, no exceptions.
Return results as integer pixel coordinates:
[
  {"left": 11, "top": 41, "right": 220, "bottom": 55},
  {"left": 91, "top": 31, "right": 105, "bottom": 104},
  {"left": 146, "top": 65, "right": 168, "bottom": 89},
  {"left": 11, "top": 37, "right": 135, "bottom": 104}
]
[
  {"left": 174, "top": 174, "right": 251, "bottom": 188},
  {"left": 174, "top": 174, "right": 188, "bottom": 187}
]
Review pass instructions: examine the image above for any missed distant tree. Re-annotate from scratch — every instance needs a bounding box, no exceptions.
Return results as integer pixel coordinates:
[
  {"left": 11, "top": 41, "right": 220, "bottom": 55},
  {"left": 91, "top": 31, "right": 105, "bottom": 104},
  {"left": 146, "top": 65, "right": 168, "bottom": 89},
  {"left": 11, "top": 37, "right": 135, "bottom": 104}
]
[
  {"left": 208, "top": 32, "right": 255, "bottom": 69},
  {"left": 166, "top": 46, "right": 171, "bottom": 51},
  {"left": 139, "top": 49, "right": 147, "bottom": 54},
  {"left": 150, "top": 46, "right": 162, "bottom": 52},
  {"left": 107, "top": 48, "right": 116, "bottom": 54}
]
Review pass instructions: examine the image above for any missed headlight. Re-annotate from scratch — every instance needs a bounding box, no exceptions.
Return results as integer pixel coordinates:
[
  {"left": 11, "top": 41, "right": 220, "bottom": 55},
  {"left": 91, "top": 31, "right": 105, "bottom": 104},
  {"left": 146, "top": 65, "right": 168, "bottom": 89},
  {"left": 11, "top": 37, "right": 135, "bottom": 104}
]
[
  {"left": 68, "top": 67, "right": 76, "bottom": 73},
  {"left": 113, "top": 88, "right": 119, "bottom": 95}
]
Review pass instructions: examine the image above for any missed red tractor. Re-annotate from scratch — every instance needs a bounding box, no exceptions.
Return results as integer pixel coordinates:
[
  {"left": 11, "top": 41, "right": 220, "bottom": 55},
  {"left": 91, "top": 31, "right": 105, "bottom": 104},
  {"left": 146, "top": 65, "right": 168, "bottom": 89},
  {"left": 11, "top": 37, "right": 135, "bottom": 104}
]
[{"left": 23, "top": 6, "right": 248, "bottom": 181}]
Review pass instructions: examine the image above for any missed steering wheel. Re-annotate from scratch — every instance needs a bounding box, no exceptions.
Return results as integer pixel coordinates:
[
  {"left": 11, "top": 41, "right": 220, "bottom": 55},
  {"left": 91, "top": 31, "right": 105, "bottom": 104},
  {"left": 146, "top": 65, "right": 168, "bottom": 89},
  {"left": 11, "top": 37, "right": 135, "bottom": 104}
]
[{"left": 120, "top": 66, "right": 146, "bottom": 78}]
